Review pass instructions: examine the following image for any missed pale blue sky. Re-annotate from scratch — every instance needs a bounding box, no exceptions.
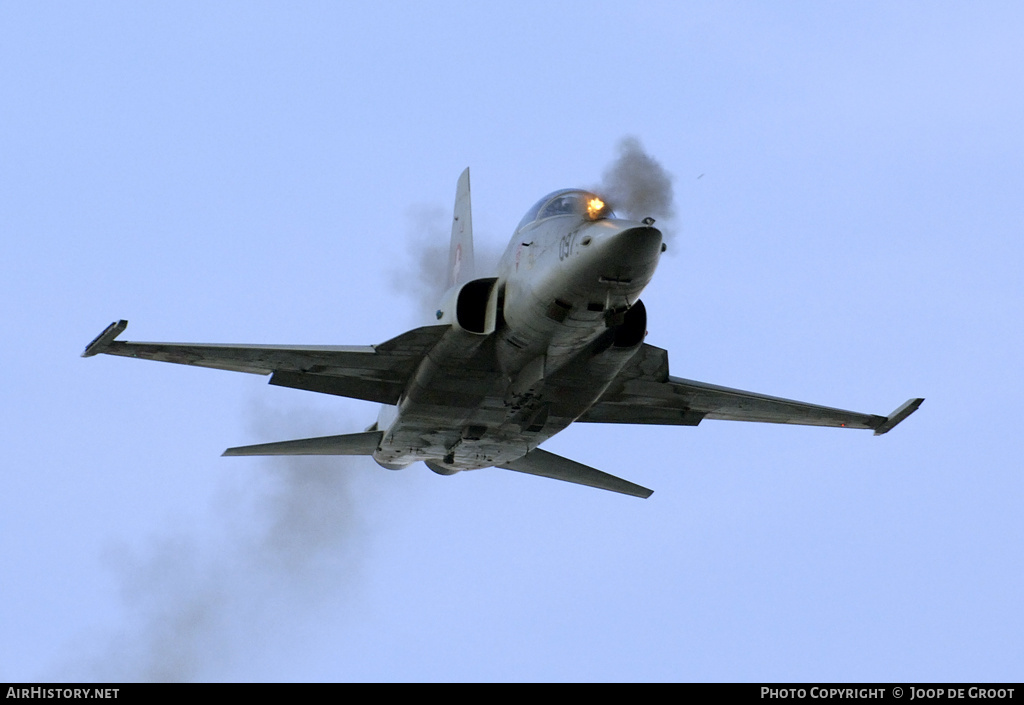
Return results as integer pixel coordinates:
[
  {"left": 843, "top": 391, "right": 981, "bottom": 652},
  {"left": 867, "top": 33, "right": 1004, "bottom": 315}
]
[{"left": 2, "top": 1, "right": 1022, "bottom": 681}]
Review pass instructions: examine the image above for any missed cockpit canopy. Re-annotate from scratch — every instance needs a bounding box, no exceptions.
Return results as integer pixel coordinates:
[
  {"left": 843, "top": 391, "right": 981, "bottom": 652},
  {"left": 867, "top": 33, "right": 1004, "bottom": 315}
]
[{"left": 516, "top": 189, "right": 615, "bottom": 231}]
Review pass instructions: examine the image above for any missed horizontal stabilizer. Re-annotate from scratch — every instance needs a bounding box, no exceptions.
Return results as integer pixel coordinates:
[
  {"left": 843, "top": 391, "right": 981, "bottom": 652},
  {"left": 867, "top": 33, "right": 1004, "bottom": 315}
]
[
  {"left": 223, "top": 430, "right": 383, "bottom": 457},
  {"left": 872, "top": 398, "right": 925, "bottom": 435},
  {"left": 498, "top": 448, "right": 652, "bottom": 499}
]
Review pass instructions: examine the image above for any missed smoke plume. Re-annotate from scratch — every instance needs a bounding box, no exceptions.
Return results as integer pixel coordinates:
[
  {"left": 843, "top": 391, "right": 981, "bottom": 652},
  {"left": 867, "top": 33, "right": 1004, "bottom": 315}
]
[
  {"left": 58, "top": 403, "right": 370, "bottom": 682},
  {"left": 391, "top": 205, "right": 451, "bottom": 324},
  {"left": 392, "top": 204, "right": 502, "bottom": 325},
  {"left": 598, "top": 137, "right": 676, "bottom": 238}
]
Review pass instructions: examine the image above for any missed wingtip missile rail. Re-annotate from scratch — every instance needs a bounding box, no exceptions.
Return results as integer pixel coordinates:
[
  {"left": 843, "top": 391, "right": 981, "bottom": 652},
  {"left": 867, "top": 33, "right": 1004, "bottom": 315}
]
[
  {"left": 82, "top": 320, "right": 128, "bottom": 358},
  {"left": 873, "top": 398, "right": 925, "bottom": 436}
]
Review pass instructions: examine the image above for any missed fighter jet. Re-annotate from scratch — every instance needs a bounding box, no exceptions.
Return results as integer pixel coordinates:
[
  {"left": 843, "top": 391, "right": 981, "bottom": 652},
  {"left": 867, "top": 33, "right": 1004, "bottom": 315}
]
[{"left": 83, "top": 169, "right": 923, "bottom": 498}]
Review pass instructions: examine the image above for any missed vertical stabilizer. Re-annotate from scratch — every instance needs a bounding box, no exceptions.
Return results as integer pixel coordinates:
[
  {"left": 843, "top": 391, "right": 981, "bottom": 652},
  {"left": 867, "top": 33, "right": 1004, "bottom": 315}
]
[{"left": 448, "top": 167, "right": 475, "bottom": 288}]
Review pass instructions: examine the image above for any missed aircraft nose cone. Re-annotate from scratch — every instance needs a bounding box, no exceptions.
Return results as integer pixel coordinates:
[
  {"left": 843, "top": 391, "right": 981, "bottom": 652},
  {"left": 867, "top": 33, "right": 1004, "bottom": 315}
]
[
  {"left": 604, "top": 224, "right": 663, "bottom": 265},
  {"left": 568, "top": 220, "right": 663, "bottom": 298},
  {"left": 586, "top": 221, "right": 663, "bottom": 278}
]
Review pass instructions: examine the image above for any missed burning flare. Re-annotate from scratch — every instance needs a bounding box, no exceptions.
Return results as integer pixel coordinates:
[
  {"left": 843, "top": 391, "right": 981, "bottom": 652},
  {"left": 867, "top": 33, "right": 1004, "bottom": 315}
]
[{"left": 586, "top": 196, "right": 606, "bottom": 220}]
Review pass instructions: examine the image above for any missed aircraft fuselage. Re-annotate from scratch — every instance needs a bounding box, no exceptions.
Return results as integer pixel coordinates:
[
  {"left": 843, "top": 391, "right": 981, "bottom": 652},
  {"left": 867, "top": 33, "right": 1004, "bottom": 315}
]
[{"left": 372, "top": 205, "right": 664, "bottom": 473}]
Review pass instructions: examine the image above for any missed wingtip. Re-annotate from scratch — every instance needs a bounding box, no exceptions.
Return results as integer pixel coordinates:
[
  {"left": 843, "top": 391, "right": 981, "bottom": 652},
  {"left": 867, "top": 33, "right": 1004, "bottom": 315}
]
[
  {"left": 82, "top": 320, "right": 128, "bottom": 357},
  {"left": 873, "top": 397, "right": 924, "bottom": 435}
]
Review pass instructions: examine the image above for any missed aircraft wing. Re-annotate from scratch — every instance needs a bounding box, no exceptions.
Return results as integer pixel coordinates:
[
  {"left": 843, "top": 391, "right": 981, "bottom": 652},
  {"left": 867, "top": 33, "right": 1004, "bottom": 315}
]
[
  {"left": 577, "top": 344, "right": 923, "bottom": 435},
  {"left": 82, "top": 320, "right": 448, "bottom": 405}
]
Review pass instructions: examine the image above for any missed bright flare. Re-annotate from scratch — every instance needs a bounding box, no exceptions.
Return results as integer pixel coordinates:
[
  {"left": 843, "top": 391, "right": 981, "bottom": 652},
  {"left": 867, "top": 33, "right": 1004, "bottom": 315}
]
[{"left": 586, "top": 197, "right": 605, "bottom": 219}]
